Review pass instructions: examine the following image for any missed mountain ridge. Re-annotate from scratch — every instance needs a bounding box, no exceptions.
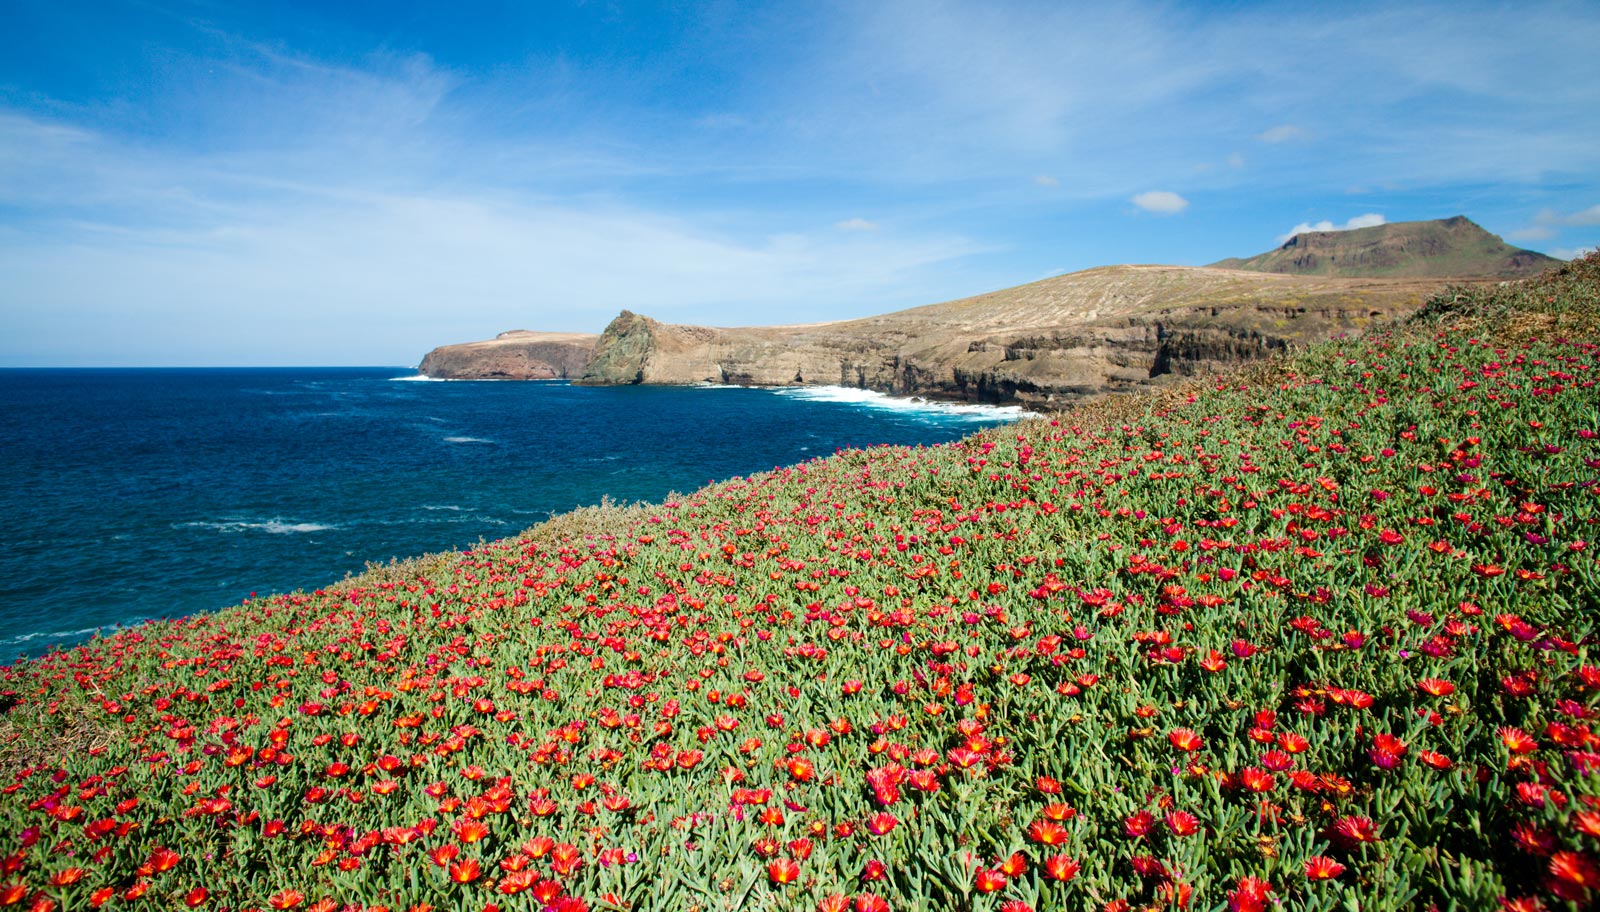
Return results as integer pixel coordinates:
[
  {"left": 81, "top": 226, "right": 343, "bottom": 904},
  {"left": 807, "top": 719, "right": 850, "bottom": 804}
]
[
  {"left": 1210, "top": 215, "right": 1559, "bottom": 277},
  {"left": 418, "top": 217, "right": 1559, "bottom": 405}
]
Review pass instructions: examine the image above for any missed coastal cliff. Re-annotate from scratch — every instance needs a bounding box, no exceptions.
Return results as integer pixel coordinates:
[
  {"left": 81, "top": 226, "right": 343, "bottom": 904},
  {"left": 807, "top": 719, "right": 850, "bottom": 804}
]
[
  {"left": 420, "top": 217, "right": 1553, "bottom": 405},
  {"left": 575, "top": 265, "right": 1443, "bottom": 405},
  {"left": 416, "top": 330, "right": 598, "bottom": 380}
]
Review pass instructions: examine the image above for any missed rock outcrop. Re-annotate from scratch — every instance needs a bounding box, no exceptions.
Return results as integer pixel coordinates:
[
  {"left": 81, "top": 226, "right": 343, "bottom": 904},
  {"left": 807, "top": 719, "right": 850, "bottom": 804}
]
[{"left": 417, "top": 331, "right": 598, "bottom": 380}]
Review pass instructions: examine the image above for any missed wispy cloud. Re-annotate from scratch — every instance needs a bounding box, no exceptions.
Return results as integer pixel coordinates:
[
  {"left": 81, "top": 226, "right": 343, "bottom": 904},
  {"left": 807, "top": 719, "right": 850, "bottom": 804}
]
[
  {"left": 0, "top": 105, "right": 985, "bottom": 364},
  {"left": 1537, "top": 204, "right": 1600, "bottom": 227},
  {"left": 3, "top": 0, "right": 1600, "bottom": 364},
  {"left": 1276, "top": 213, "right": 1386, "bottom": 243},
  {"left": 834, "top": 217, "right": 880, "bottom": 231},
  {"left": 1256, "top": 125, "right": 1309, "bottom": 144},
  {"left": 1551, "top": 246, "right": 1596, "bottom": 261},
  {"left": 1507, "top": 204, "right": 1600, "bottom": 244},
  {"left": 1131, "top": 191, "right": 1189, "bottom": 216}
]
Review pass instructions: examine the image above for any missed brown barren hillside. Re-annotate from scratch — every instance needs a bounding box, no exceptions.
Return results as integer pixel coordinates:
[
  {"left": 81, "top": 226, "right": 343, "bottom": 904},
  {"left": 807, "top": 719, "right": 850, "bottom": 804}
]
[
  {"left": 573, "top": 266, "right": 1446, "bottom": 405},
  {"left": 419, "top": 217, "right": 1552, "bottom": 405}
]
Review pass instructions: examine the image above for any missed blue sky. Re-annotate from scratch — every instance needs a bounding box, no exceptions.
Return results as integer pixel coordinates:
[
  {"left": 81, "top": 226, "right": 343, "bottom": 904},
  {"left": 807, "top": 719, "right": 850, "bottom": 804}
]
[{"left": 3, "top": 0, "right": 1598, "bottom": 366}]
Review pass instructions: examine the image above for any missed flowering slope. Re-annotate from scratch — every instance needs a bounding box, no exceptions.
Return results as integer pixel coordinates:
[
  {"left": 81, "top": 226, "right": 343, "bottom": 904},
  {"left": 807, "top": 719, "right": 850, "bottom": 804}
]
[{"left": 2, "top": 256, "right": 1599, "bottom": 912}]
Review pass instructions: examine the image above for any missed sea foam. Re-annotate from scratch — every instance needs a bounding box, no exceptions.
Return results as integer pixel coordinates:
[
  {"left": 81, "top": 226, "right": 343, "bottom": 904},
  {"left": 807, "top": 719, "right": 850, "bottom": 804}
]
[
  {"left": 771, "top": 386, "right": 1036, "bottom": 422},
  {"left": 178, "top": 520, "right": 338, "bottom": 535}
]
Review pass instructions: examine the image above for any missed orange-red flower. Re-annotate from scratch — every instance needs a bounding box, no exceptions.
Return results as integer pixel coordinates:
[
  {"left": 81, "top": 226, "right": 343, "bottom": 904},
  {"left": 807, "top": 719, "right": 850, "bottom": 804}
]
[
  {"left": 1166, "top": 810, "right": 1200, "bottom": 837},
  {"left": 1043, "top": 855, "right": 1080, "bottom": 882},
  {"left": 1550, "top": 851, "right": 1600, "bottom": 889},
  {"left": 1499, "top": 726, "right": 1539, "bottom": 755},
  {"left": 974, "top": 868, "right": 1008, "bottom": 893},
  {"left": 1168, "top": 728, "right": 1205, "bottom": 752},
  {"left": 1417, "top": 678, "right": 1455, "bottom": 697},
  {"left": 768, "top": 858, "right": 801, "bottom": 885},
  {"left": 865, "top": 812, "right": 898, "bottom": 836},
  {"left": 1028, "top": 819, "right": 1069, "bottom": 846},
  {"left": 449, "top": 859, "right": 482, "bottom": 883},
  {"left": 1304, "top": 856, "right": 1346, "bottom": 880}
]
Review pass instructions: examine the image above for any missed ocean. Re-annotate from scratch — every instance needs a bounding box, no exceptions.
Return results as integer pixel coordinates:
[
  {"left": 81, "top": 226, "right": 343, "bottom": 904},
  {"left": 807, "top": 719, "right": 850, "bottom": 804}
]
[{"left": 0, "top": 368, "right": 1027, "bottom": 660}]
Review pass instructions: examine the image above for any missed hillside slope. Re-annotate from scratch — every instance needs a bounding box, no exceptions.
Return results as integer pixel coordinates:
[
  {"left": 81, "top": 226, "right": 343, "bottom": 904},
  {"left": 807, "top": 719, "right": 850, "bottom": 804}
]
[
  {"left": 575, "top": 265, "right": 1443, "bottom": 405},
  {"left": 3, "top": 256, "right": 1597, "bottom": 912},
  {"left": 1211, "top": 215, "right": 1559, "bottom": 278},
  {"left": 424, "top": 219, "right": 1545, "bottom": 404}
]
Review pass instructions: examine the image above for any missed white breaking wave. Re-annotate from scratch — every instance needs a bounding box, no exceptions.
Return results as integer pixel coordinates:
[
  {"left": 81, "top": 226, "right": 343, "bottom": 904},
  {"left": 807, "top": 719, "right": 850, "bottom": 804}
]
[
  {"left": 443, "top": 436, "right": 494, "bottom": 444},
  {"left": 177, "top": 520, "right": 338, "bottom": 535},
  {"left": 772, "top": 386, "right": 1035, "bottom": 421},
  {"left": 0, "top": 624, "right": 119, "bottom": 647},
  {"left": 390, "top": 374, "right": 448, "bottom": 382}
]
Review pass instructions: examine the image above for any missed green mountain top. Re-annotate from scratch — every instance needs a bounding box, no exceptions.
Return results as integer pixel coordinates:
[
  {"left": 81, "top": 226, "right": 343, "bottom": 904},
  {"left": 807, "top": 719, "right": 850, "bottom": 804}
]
[{"left": 1211, "top": 215, "right": 1560, "bottom": 278}]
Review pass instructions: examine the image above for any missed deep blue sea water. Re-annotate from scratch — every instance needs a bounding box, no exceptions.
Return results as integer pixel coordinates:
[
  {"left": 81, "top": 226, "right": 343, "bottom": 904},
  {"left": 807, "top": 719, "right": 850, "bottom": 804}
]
[{"left": 0, "top": 368, "right": 1026, "bottom": 660}]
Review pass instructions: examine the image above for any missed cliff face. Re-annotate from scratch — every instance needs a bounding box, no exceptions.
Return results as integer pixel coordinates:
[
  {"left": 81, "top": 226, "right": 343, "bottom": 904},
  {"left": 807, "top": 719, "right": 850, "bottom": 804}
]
[
  {"left": 417, "top": 331, "right": 598, "bottom": 380},
  {"left": 577, "top": 265, "right": 1450, "bottom": 405}
]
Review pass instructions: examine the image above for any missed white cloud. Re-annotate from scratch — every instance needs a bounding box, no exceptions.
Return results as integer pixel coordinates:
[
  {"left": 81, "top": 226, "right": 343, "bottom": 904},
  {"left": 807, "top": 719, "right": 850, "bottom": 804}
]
[
  {"left": 1507, "top": 225, "right": 1556, "bottom": 242},
  {"left": 1276, "top": 213, "right": 1386, "bottom": 243},
  {"left": 1130, "top": 190, "right": 1189, "bottom": 215},
  {"left": 1033, "top": 174, "right": 1060, "bottom": 187},
  {"left": 0, "top": 108, "right": 988, "bottom": 365},
  {"left": 1507, "top": 205, "right": 1600, "bottom": 246},
  {"left": 1226, "top": 153, "right": 1245, "bottom": 169},
  {"left": 833, "top": 217, "right": 879, "bottom": 231},
  {"left": 1534, "top": 204, "right": 1600, "bottom": 227},
  {"left": 1256, "top": 124, "right": 1310, "bottom": 144},
  {"left": 1551, "top": 246, "right": 1596, "bottom": 261}
]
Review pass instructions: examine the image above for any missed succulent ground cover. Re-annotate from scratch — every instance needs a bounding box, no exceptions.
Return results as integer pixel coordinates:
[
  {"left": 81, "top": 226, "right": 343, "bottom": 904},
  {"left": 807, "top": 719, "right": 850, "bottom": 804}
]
[{"left": 2, "top": 256, "right": 1598, "bottom": 912}]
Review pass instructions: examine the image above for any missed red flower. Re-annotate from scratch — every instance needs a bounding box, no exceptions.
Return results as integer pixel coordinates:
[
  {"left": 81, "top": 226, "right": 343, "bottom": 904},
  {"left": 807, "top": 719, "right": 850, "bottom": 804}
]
[
  {"left": 855, "top": 894, "right": 889, "bottom": 912},
  {"left": 147, "top": 846, "right": 181, "bottom": 873},
  {"left": 768, "top": 858, "right": 801, "bottom": 885},
  {"left": 1228, "top": 877, "right": 1272, "bottom": 912},
  {"left": 1331, "top": 815, "right": 1380, "bottom": 846},
  {"left": 1166, "top": 810, "right": 1200, "bottom": 837},
  {"left": 1238, "top": 768, "right": 1276, "bottom": 793},
  {"left": 1043, "top": 855, "right": 1080, "bottom": 882},
  {"left": 1549, "top": 851, "right": 1600, "bottom": 889},
  {"left": 1029, "top": 818, "right": 1069, "bottom": 845},
  {"left": 267, "top": 891, "right": 304, "bottom": 910},
  {"left": 974, "top": 869, "right": 1008, "bottom": 893},
  {"left": 449, "top": 858, "right": 482, "bottom": 883},
  {"left": 1168, "top": 728, "right": 1205, "bottom": 752},
  {"left": 1124, "top": 810, "right": 1156, "bottom": 838},
  {"left": 1303, "top": 856, "right": 1346, "bottom": 880},
  {"left": 865, "top": 812, "right": 898, "bottom": 836},
  {"left": 1499, "top": 726, "right": 1539, "bottom": 754},
  {"left": 1417, "top": 678, "right": 1455, "bottom": 697},
  {"left": 1418, "top": 750, "right": 1453, "bottom": 770}
]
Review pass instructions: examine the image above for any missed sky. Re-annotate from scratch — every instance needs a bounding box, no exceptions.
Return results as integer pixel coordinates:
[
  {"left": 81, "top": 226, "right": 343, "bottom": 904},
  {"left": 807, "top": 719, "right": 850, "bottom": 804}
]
[{"left": 2, "top": 0, "right": 1598, "bottom": 366}]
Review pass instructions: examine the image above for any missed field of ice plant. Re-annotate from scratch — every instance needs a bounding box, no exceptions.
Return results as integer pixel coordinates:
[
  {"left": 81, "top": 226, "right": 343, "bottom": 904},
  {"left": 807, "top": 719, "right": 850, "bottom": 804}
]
[{"left": 2, "top": 254, "right": 1598, "bottom": 912}]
